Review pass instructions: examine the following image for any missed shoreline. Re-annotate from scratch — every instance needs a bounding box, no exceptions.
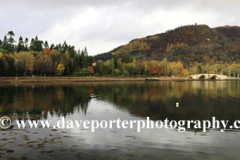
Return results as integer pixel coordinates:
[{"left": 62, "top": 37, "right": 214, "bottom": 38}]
[
  {"left": 0, "top": 77, "right": 147, "bottom": 84},
  {"left": 0, "top": 76, "right": 238, "bottom": 85}
]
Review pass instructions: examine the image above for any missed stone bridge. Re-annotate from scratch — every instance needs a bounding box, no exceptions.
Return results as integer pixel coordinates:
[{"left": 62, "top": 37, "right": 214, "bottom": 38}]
[{"left": 188, "top": 74, "right": 229, "bottom": 80}]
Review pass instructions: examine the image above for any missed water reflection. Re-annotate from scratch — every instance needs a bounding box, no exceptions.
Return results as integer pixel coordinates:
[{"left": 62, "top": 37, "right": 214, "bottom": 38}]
[
  {"left": 1, "top": 81, "right": 240, "bottom": 122},
  {"left": 1, "top": 81, "right": 240, "bottom": 159},
  {"left": 0, "top": 84, "right": 91, "bottom": 118}
]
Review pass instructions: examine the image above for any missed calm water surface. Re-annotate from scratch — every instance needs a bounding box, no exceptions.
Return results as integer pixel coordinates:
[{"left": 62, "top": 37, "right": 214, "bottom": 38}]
[{"left": 1, "top": 81, "right": 240, "bottom": 160}]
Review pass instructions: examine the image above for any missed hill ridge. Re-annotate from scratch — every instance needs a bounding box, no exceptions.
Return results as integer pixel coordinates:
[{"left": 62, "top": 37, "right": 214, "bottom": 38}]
[{"left": 93, "top": 24, "right": 240, "bottom": 65}]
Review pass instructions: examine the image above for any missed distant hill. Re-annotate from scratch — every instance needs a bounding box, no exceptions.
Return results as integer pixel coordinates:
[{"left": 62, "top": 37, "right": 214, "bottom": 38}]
[
  {"left": 94, "top": 24, "right": 240, "bottom": 65},
  {"left": 213, "top": 25, "right": 240, "bottom": 40}
]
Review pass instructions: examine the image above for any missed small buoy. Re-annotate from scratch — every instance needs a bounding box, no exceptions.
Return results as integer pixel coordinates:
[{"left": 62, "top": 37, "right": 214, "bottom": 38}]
[{"left": 176, "top": 102, "right": 179, "bottom": 107}]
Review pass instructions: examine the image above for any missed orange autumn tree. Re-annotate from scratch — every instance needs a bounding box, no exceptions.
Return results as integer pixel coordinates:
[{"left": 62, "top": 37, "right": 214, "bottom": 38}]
[
  {"left": 169, "top": 61, "right": 184, "bottom": 75},
  {"left": 176, "top": 61, "right": 184, "bottom": 74},
  {"left": 87, "top": 66, "right": 94, "bottom": 75},
  {"left": 183, "top": 69, "right": 189, "bottom": 76},
  {"left": 150, "top": 65, "right": 160, "bottom": 75},
  {"left": 210, "top": 70, "right": 215, "bottom": 74},
  {"left": 43, "top": 48, "right": 51, "bottom": 56}
]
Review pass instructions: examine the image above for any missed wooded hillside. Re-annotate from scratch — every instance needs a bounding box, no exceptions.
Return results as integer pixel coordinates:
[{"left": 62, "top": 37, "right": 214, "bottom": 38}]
[{"left": 94, "top": 24, "right": 240, "bottom": 68}]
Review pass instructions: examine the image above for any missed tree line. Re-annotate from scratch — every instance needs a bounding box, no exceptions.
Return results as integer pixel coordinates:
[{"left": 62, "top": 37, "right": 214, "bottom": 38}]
[
  {"left": 91, "top": 56, "right": 240, "bottom": 77},
  {"left": 0, "top": 31, "right": 92, "bottom": 76},
  {"left": 1, "top": 29, "right": 240, "bottom": 77}
]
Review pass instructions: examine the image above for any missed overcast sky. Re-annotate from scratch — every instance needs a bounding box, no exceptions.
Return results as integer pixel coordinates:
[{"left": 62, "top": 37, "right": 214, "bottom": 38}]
[{"left": 1, "top": 0, "right": 240, "bottom": 56}]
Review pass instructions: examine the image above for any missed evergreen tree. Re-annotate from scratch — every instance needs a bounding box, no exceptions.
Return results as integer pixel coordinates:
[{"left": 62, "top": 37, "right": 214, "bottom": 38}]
[
  {"left": 72, "top": 54, "right": 81, "bottom": 73},
  {"left": 2, "top": 35, "right": 9, "bottom": 51},
  {"left": 62, "top": 41, "right": 68, "bottom": 53},
  {"left": 35, "top": 40, "right": 43, "bottom": 51},
  {"left": 69, "top": 46, "right": 75, "bottom": 58},
  {"left": 50, "top": 44, "right": 55, "bottom": 50},
  {"left": 30, "top": 38, "right": 35, "bottom": 50},
  {"left": 0, "top": 39, "right": 2, "bottom": 50},
  {"left": 81, "top": 47, "right": 91, "bottom": 68},
  {"left": 58, "top": 43, "right": 62, "bottom": 52},
  {"left": 84, "top": 47, "right": 88, "bottom": 56},
  {"left": 7, "top": 31, "right": 15, "bottom": 51},
  {"left": 35, "top": 36, "right": 38, "bottom": 41},
  {"left": 29, "top": 36, "right": 43, "bottom": 51},
  {"left": 24, "top": 38, "right": 29, "bottom": 50},
  {"left": 44, "top": 41, "right": 49, "bottom": 49},
  {"left": 7, "top": 31, "right": 15, "bottom": 43},
  {"left": 54, "top": 44, "right": 59, "bottom": 50},
  {"left": 17, "top": 36, "right": 24, "bottom": 52}
]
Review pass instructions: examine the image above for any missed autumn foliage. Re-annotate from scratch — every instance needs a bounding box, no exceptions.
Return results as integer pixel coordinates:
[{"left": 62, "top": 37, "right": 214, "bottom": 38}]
[
  {"left": 43, "top": 48, "right": 51, "bottom": 56},
  {"left": 2, "top": 25, "right": 240, "bottom": 77},
  {"left": 112, "top": 38, "right": 150, "bottom": 55},
  {"left": 150, "top": 65, "right": 161, "bottom": 75},
  {"left": 93, "top": 24, "right": 240, "bottom": 69},
  {"left": 87, "top": 66, "right": 94, "bottom": 74},
  {"left": 56, "top": 64, "right": 65, "bottom": 76},
  {"left": 0, "top": 52, "right": 4, "bottom": 61},
  {"left": 0, "top": 30, "right": 93, "bottom": 77}
]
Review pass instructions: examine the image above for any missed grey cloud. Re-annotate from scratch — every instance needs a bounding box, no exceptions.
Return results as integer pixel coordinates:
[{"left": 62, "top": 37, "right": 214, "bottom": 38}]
[{"left": 1, "top": 0, "right": 240, "bottom": 55}]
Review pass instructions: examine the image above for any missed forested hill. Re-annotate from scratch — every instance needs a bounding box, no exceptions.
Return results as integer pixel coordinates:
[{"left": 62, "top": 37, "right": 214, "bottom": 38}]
[
  {"left": 94, "top": 24, "right": 240, "bottom": 64},
  {"left": 213, "top": 25, "right": 240, "bottom": 40}
]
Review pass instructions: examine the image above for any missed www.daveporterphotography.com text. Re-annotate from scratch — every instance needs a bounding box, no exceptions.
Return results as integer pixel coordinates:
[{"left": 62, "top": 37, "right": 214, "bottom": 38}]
[{"left": 1, "top": 116, "right": 240, "bottom": 132}]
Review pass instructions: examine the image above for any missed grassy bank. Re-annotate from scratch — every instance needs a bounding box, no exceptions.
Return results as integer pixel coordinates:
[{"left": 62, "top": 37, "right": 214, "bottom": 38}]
[{"left": 0, "top": 76, "right": 188, "bottom": 84}]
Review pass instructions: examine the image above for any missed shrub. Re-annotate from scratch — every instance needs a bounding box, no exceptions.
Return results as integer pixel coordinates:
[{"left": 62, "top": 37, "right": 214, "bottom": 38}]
[
  {"left": 77, "top": 68, "right": 91, "bottom": 76},
  {"left": 113, "top": 69, "right": 120, "bottom": 76}
]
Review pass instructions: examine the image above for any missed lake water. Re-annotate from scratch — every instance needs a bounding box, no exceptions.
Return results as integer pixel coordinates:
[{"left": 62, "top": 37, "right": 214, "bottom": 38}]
[{"left": 1, "top": 81, "right": 240, "bottom": 159}]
